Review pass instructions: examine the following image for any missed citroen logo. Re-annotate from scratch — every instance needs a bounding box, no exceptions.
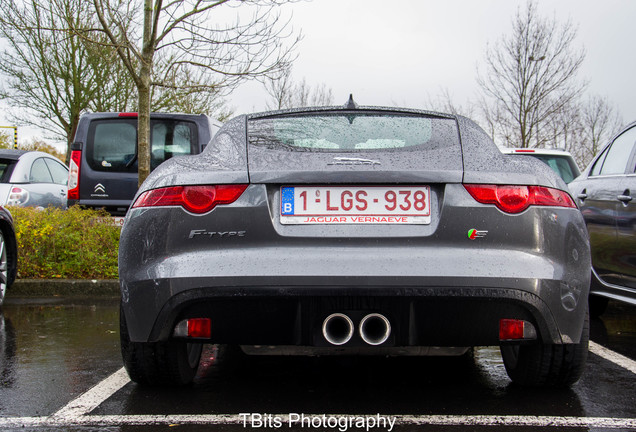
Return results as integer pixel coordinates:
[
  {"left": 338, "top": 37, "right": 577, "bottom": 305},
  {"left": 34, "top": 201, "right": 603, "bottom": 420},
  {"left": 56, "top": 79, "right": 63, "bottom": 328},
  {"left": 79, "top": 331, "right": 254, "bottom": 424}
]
[
  {"left": 328, "top": 157, "right": 381, "bottom": 166},
  {"left": 94, "top": 183, "right": 106, "bottom": 194}
]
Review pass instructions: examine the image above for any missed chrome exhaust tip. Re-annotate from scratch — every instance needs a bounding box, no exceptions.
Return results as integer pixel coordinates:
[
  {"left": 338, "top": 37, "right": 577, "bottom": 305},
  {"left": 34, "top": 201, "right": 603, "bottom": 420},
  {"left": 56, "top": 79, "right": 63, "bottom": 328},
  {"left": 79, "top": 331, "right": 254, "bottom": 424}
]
[
  {"left": 359, "top": 313, "right": 391, "bottom": 346},
  {"left": 322, "top": 313, "right": 354, "bottom": 345}
]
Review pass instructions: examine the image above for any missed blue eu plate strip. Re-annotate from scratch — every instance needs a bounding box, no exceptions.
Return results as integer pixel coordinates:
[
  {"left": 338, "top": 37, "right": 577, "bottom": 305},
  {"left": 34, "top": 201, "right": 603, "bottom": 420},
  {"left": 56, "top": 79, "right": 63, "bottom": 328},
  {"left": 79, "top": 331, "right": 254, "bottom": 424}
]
[{"left": 281, "top": 187, "right": 295, "bottom": 215}]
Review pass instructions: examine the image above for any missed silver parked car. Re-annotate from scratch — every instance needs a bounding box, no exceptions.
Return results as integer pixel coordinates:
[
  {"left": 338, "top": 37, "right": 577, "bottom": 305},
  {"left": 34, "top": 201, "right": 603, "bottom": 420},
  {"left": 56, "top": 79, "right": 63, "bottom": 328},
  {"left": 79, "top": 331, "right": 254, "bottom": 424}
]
[
  {"left": 0, "top": 150, "right": 69, "bottom": 209},
  {"left": 119, "top": 100, "right": 590, "bottom": 387}
]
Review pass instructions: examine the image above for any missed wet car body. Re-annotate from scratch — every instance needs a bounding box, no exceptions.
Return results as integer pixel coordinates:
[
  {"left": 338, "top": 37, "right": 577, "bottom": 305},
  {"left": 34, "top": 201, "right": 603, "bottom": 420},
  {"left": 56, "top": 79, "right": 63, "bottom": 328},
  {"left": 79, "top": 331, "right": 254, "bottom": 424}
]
[
  {"left": 569, "top": 121, "right": 636, "bottom": 316},
  {"left": 119, "top": 103, "right": 591, "bottom": 387},
  {"left": 0, "top": 150, "right": 68, "bottom": 209}
]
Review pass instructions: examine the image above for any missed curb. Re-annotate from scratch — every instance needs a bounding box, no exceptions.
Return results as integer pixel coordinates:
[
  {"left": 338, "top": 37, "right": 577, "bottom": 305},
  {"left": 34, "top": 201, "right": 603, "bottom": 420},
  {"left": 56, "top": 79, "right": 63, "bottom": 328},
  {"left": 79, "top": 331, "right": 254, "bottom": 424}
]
[{"left": 9, "top": 279, "right": 120, "bottom": 297}]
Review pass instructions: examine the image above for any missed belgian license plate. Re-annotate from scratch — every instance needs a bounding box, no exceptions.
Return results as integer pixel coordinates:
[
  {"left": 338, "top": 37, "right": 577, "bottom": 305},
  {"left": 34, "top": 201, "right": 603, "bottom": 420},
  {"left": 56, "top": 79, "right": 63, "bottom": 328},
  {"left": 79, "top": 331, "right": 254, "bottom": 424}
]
[{"left": 280, "top": 186, "right": 431, "bottom": 225}]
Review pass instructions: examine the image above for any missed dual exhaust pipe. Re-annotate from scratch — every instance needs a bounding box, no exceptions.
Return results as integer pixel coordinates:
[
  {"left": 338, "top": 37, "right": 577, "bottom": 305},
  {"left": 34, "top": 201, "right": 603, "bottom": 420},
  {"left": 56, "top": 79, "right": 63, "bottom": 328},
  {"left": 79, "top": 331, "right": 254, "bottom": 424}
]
[{"left": 322, "top": 313, "right": 391, "bottom": 346}]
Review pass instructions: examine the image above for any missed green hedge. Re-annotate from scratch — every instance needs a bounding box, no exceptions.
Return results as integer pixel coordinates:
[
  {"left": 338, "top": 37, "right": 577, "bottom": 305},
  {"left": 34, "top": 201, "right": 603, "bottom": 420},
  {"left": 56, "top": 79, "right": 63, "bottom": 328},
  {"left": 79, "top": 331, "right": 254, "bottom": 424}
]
[{"left": 9, "top": 206, "right": 120, "bottom": 279}]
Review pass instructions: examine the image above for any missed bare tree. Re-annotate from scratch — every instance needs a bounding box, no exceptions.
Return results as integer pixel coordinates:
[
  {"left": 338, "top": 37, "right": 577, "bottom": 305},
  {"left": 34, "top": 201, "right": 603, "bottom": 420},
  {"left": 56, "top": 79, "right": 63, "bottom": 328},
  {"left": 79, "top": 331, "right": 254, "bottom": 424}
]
[
  {"left": 84, "top": 0, "right": 299, "bottom": 185},
  {"left": 477, "top": 1, "right": 586, "bottom": 148},
  {"left": 477, "top": 96, "right": 510, "bottom": 145},
  {"left": 576, "top": 95, "right": 623, "bottom": 166},
  {"left": 425, "top": 87, "right": 476, "bottom": 117},
  {"left": 294, "top": 79, "right": 334, "bottom": 107},
  {"left": 539, "top": 95, "right": 622, "bottom": 167},
  {"left": 84, "top": 48, "right": 232, "bottom": 118},
  {"left": 0, "top": 0, "right": 228, "bottom": 165},
  {"left": 264, "top": 67, "right": 294, "bottom": 110},
  {"left": 0, "top": 0, "right": 136, "bottom": 162},
  {"left": 19, "top": 138, "right": 66, "bottom": 161},
  {"left": 150, "top": 59, "right": 234, "bottom": 120},
  {"left": 265, "top": 68, "right": 334, "bottom": 110},
  {"left": 543, "top": 101, "right": 582, "bottom": 153}
]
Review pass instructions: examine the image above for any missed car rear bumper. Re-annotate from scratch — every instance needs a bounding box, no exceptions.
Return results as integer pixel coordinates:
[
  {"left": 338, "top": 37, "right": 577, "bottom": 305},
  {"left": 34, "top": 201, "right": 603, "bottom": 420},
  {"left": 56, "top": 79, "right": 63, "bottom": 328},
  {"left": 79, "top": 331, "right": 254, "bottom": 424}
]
[
  {"left": 68, "top": 199, "right": 131, "bottom": 215},
  {"left": 120, "top": 275, "right": 588, "bottom": 347}
]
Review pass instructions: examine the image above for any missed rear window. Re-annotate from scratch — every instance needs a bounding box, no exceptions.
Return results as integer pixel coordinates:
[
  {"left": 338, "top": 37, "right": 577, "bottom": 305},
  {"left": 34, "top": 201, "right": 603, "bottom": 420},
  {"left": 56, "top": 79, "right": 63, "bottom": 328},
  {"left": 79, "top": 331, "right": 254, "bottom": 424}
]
[
  {"left": 0, "top": 159, "right": 17, "bottom": 183},
  {"left": 86, "top": 119, "right": 198, "bottom": 172},
  {"left": 530, "top": 155, "right": 580, "bottom": 183},
  {"left": 248, "top": 112, "right": 458, "bottom": 151}
]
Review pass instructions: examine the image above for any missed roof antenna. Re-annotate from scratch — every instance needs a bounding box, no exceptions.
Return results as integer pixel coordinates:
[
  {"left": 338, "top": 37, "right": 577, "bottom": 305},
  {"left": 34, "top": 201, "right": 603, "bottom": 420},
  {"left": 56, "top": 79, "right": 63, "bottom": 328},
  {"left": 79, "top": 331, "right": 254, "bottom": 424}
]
[{"left": 344, "top": 94, "right": 358, "bottom": 109}]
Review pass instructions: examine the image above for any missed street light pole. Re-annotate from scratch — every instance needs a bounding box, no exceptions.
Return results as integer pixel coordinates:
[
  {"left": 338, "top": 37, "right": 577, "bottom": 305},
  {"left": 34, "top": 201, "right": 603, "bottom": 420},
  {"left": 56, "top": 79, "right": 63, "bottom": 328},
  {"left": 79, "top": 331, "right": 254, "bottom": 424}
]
[
  {"left": 0, "top": 126, "right": 18, "bottom": 149},
  {"left": 528, "top": 55, "right": 545, "bottom": 148}
]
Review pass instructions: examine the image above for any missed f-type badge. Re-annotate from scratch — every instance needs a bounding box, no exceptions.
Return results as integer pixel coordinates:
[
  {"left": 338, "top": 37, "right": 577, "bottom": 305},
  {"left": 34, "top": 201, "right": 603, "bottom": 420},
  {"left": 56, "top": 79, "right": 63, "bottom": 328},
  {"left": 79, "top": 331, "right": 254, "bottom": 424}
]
[
  {"left": 328, "top": 157, "right": 381, "bottom": 166},
  {"left": 467, "top": 229, "right": 488, "bottom": 240},
  {"left": 189, "top": 230, "right": 246, "bottom": 239}
]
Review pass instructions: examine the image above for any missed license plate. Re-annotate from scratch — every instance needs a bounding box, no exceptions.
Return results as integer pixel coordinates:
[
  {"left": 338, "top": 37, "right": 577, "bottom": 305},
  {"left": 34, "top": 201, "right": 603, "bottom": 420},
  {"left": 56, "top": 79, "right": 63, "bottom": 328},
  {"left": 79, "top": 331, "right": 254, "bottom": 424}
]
[{"left": 280, "top": 186, "right": 431, "bottom": 224}]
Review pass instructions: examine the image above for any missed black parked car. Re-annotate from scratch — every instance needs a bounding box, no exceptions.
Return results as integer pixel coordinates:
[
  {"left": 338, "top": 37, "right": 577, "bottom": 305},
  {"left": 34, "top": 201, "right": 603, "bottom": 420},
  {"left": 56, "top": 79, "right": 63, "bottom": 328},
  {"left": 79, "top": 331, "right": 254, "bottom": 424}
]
[
  {"left": 119, "top": 101, "right": 590, "bottom": 387},
  {"left": 569, "top": 121, "right": 636, "bottom": 317},
  {"left": 67, "top": 112, "right": 221, "bottom": 215},
  {"left": 0, "top": 206, "right": 18, "bottom": 306}
]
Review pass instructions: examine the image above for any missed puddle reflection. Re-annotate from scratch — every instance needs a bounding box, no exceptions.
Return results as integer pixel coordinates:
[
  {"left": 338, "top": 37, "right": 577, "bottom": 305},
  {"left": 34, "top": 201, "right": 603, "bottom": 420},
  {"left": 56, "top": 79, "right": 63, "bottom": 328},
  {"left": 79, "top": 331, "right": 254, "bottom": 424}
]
[
  {"left": 111, "top": 344, "right": 586, "bottom": 419},
  {"left": 0, "top": 298, "right": 121, "bottom": 417},
  {"left": 0, "top": 313, "right": 17, "bottom": 389}
]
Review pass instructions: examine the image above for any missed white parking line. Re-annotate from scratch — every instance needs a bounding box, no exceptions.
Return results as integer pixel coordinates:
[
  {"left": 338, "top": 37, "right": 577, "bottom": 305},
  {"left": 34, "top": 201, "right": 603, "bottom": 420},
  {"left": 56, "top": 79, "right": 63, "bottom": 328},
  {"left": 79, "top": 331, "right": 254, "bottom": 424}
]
[
  {"left": 52, "top": 367, "right": 130, "bottom": 419},
  {"left": 1, "top": 414, "right": 636, "bottom": 429},
  {"left": 0, "top": 342, "right": 633, "bottom": 429},
  {"left": 589, "top": 341, "right": 636, "bottom": 375}
]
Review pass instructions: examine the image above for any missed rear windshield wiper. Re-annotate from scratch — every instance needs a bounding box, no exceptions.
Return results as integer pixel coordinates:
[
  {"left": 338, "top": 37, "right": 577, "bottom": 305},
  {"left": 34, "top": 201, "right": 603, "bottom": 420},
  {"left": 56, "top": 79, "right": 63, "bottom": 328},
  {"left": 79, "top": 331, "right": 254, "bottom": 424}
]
[{"left": 125, "top": 150, "right": 138, "bottom": 168}]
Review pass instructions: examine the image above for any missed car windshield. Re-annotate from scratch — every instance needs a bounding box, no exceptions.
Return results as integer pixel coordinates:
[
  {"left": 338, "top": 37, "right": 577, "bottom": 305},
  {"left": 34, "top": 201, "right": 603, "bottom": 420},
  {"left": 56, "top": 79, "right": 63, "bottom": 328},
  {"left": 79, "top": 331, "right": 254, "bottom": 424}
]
[
  {"left": 248, "top": 112, "right": 458, "bottom": 151},
  {"left": 0, "top": 159, "right": 17, "bottom": 183},
  {"left": 86, "top": 119, "right": 198, "bottom": 172}
]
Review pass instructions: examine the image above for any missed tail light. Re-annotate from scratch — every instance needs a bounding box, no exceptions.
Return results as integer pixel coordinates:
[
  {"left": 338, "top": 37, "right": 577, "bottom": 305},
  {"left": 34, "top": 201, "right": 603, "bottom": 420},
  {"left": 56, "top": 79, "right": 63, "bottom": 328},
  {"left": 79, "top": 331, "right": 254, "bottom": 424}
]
[
  {"left": 7, "top": 187, "right": 29, "bottom": 206},
  {"left": 67, "top": 150, "right": 81, "bottom": 200},
  {"left": 132, "top": 184, "right": 248, "bottom": 214},
  {"left": 173, "top": 318, "right": 211, "bottom": 338},
  {"left": 499, "top": 319, "right": 537, "bottom": 340},
  {"left": 464, "top": 184, "right": 576, "bottom": 214}
]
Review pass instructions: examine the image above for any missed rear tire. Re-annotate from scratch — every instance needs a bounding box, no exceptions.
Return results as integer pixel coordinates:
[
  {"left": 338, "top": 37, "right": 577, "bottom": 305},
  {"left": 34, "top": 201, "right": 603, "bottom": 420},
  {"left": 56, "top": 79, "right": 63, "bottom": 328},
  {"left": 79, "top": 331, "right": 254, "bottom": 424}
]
[
  {"left": 589, "top": 295, "right": 609, "bottom": 318},
  {"left": 500, "top": 312, "right": 589, "bottom": 387},
  {"left": 120, "top": 306, "right": 202, "bottom": 386},
  {"left": 0, "top": 230, "right": 9, "bottom": 306}
]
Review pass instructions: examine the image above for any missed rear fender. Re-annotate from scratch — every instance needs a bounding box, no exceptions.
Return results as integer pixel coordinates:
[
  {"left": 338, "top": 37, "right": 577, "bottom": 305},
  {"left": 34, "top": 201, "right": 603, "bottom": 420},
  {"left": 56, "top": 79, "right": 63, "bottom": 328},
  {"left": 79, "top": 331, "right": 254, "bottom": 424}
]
[
  {"left": 457, "top": 116, "right": 565, "bottom": 190},
  {"left": 134, "top": 115, "right": 249, "bottom": 199}
]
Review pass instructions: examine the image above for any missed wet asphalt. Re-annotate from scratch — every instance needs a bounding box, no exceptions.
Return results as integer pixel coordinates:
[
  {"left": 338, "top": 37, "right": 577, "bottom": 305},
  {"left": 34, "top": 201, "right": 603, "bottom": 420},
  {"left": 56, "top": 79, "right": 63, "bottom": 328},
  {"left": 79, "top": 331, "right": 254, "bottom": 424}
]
[{"left": 0, "top": 295, "right": 635, "bottom": 432}]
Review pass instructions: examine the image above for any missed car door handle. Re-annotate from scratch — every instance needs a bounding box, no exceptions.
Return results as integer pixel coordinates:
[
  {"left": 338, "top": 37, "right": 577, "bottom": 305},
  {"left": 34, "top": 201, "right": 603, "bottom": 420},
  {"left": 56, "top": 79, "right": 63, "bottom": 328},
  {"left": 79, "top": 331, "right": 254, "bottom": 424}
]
[
  {"left": 617, "top": 193, "right": 632, "bottom": 203},
  {"left": 577, "top": 189, "right": 587, "bottom": 201}
]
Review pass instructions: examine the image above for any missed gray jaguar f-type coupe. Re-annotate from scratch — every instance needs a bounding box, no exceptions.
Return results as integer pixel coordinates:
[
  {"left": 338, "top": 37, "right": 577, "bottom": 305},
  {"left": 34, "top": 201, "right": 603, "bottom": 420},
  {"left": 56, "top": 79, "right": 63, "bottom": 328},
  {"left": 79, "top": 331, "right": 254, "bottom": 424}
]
[{"left": 119, "top": 99, "right": 590, "bottom": 387}]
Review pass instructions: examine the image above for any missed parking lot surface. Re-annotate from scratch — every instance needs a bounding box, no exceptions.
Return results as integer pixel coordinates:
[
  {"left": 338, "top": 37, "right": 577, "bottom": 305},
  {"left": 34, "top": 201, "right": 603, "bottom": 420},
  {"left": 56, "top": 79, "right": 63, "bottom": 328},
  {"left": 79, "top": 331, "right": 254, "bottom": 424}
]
[{"left": 0, "top": 295, "right": 635, "bottom": 432}]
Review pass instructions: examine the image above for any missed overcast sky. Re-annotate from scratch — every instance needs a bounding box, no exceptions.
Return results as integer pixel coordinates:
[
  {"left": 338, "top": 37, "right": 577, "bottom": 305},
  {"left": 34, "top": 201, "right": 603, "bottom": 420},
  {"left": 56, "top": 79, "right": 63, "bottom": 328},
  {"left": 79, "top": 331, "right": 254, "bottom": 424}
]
[
  {"left": 230, "top": 0, "right": 635, "bottom": 120},
  {"left": 1, "top": 0, "right": 634, "bottom": 147}
]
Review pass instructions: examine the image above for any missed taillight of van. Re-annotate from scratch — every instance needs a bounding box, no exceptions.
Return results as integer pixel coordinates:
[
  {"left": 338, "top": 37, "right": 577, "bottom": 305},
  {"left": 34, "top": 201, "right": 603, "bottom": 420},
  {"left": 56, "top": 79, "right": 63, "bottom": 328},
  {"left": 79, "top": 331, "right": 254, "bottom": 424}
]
[{"left": 68, "top": 150, "right": 81, "bottom": 200}]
